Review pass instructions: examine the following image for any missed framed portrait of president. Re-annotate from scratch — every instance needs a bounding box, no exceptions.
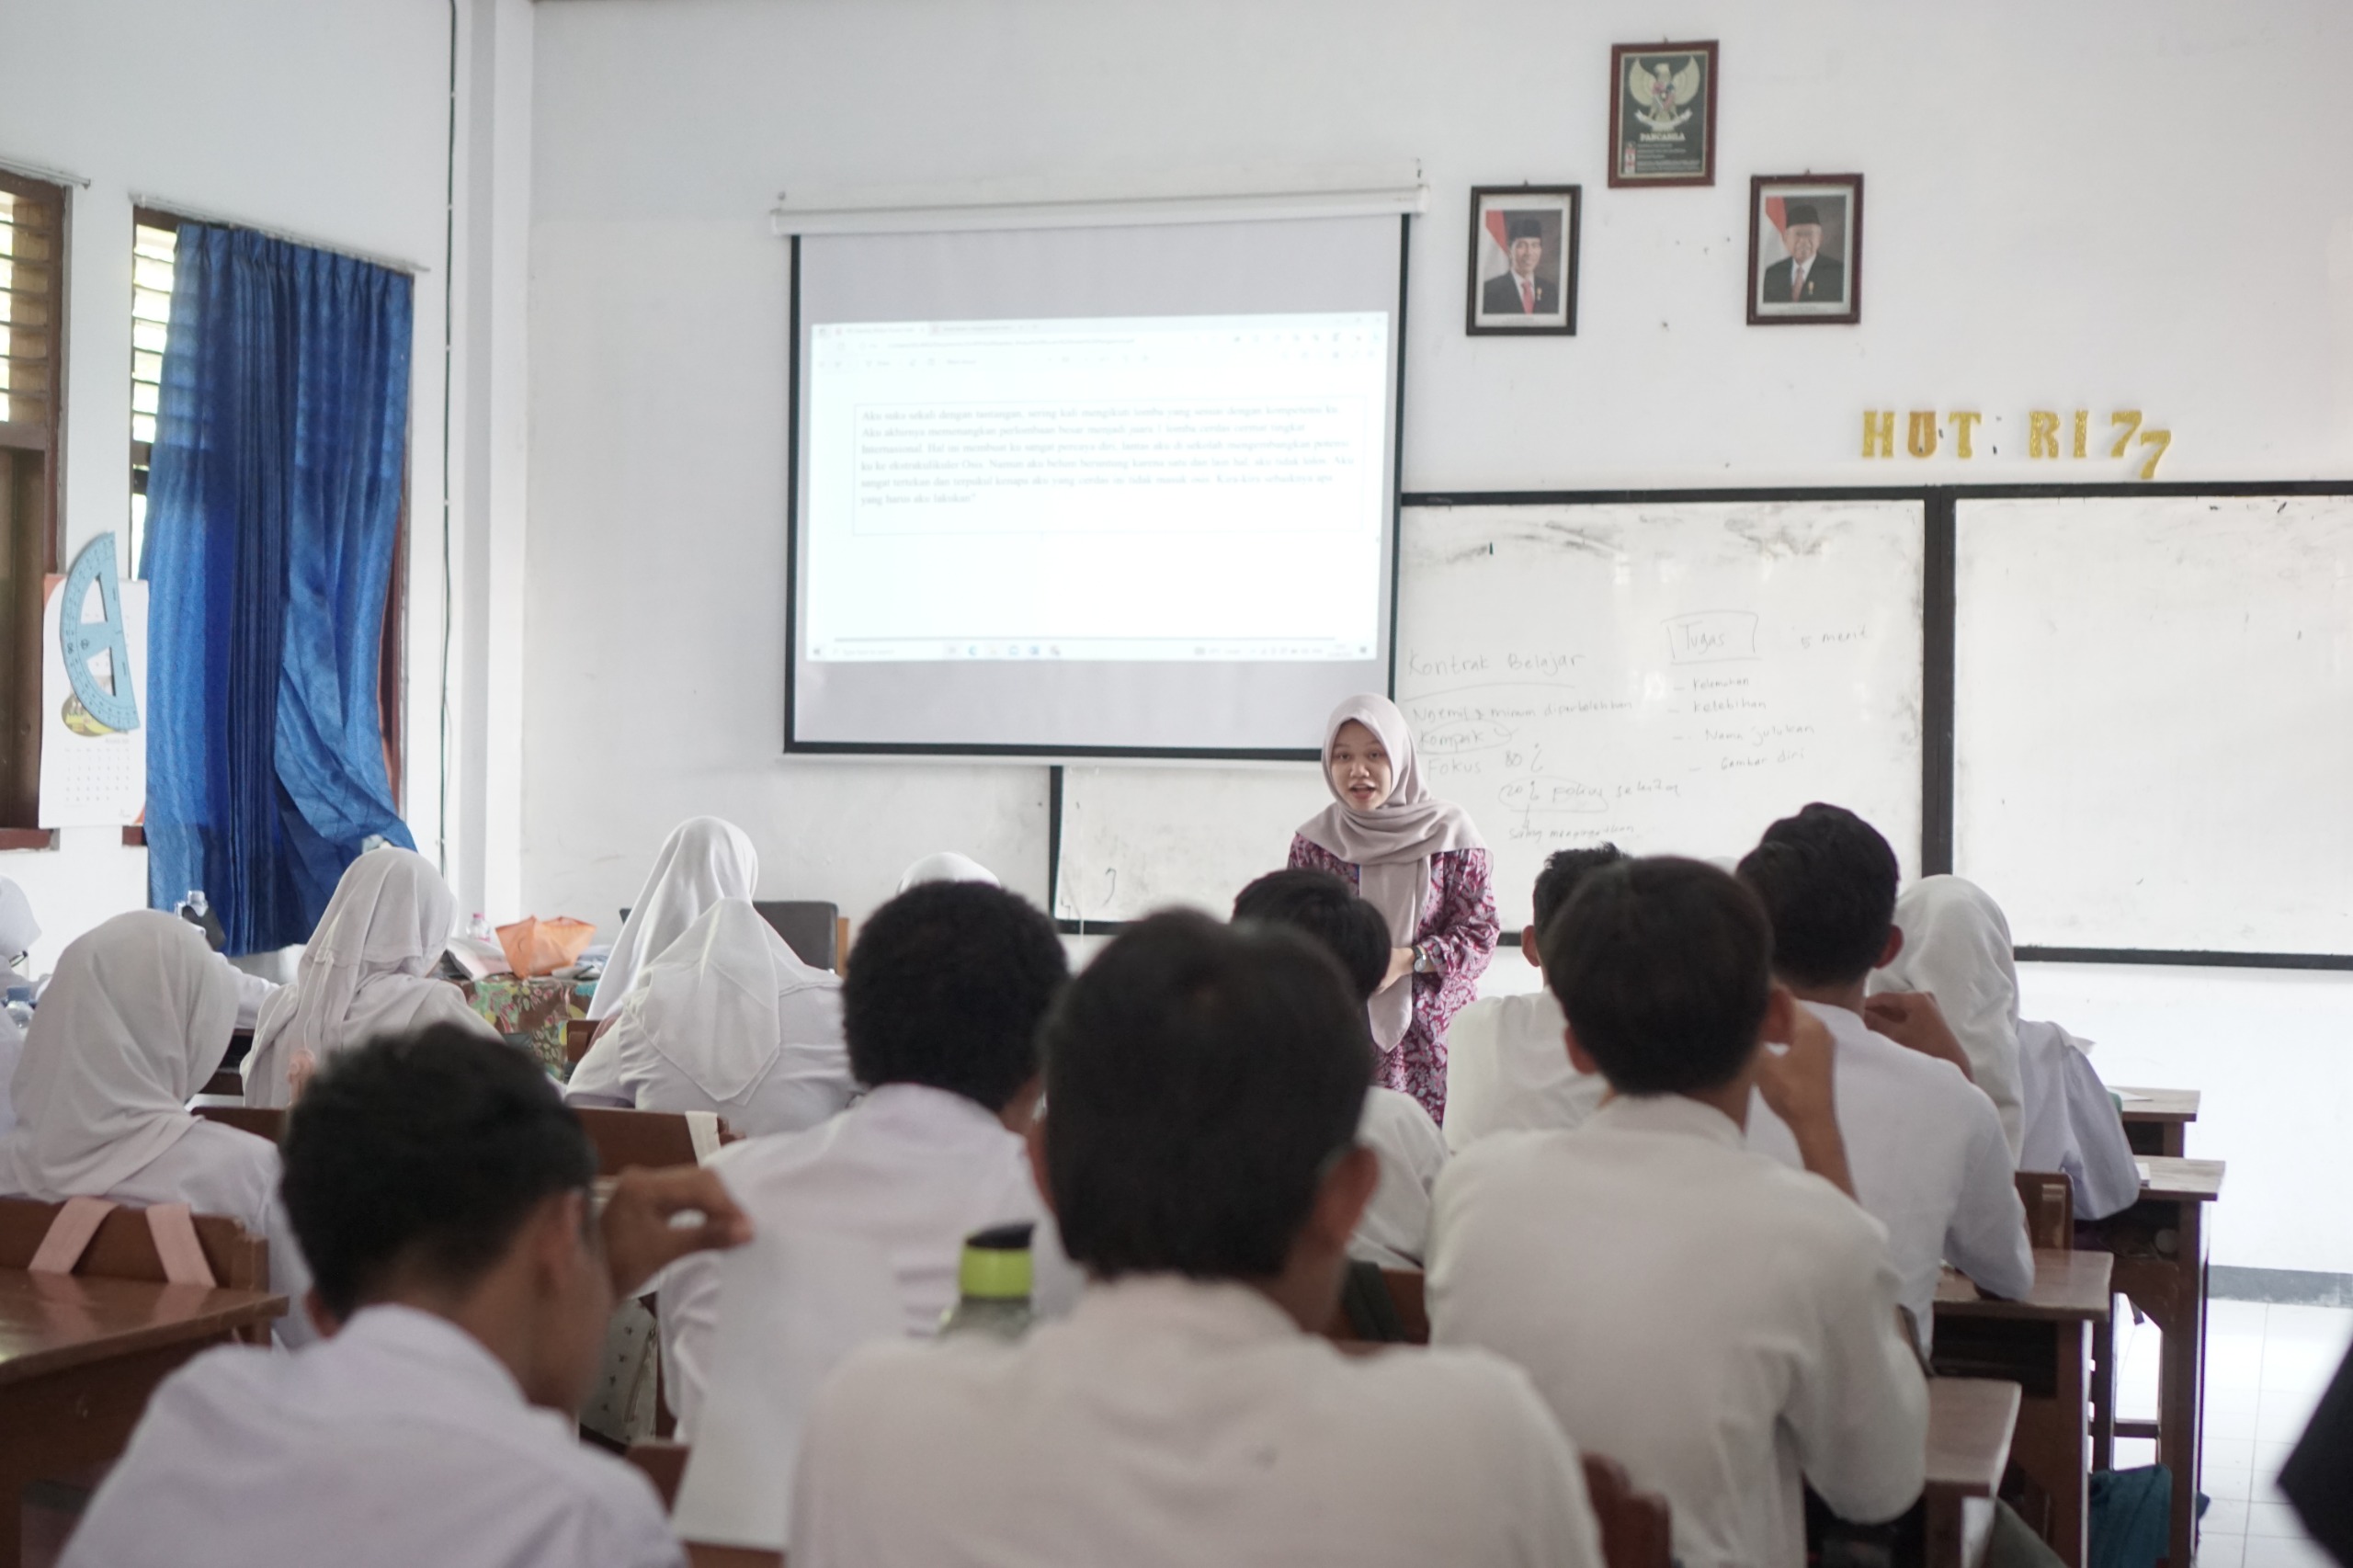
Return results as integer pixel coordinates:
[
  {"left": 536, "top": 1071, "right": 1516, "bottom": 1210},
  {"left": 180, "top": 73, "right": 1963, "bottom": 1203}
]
[
  {"left": 1747, "top": 174, "right": 1863, "bottom": 326},
  {"left": 1466, "top": 186, "right": 1580, "bottom": 336}
]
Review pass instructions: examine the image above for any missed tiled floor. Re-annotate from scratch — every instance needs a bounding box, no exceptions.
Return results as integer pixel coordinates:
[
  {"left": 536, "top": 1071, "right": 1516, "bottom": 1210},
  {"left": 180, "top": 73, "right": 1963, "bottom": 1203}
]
[{"left": 2109, "top": 1296, "right": 2350, "bottom": 1567}]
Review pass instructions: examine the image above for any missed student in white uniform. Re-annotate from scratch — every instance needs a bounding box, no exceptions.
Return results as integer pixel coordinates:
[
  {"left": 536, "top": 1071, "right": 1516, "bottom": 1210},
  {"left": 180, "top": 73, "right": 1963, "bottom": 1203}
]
[
  {"left": 1232, "top": 868, "right": 1447, "bottom": 1269},
  {"left": 1, "top": 911, "right": 317, "bottom": 1346},
  {"left": 1429, "top": 857, "right": 1927, "bottom": 1568},
  {"left": 1736, "top": 804, "right": 2031, "bottom": 1346},
  {"left": 2016, "top": 1017, "right": 2141, "bottom": 1219},
  {"left": 563, "top": 899, "right": 855, "bottom": 1136},
  {"left": 62, "top": 1024, "right": 753, "bottom": 1568},
  {"left": 590, "top": 815, "right": 759, "bottom": 1021},
  {"left": 790, "top": 913, "right": 1605, "bottom": 1568},
  {"left": 243, "top": 846, "right": 496, "bottom": 1107},
  {"left": 659, "top": 881, "right": 1080, "bottom": 1437},
  {"left": 896, "top": 850, "right": 999, "bottom": 891},
  {"left": 1870, "top": 875, "right": 2028, "bottom": 1159},
  {"left": 1442, "top": 845, "right": 1621, "bottom": 1152},
  {"left": 0, "top": 876, "right": 40, "bottom": 1138}
]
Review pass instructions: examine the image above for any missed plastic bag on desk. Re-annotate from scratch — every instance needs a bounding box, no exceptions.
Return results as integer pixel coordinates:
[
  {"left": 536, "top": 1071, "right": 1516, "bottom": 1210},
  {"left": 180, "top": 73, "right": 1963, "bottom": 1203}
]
[{"left": 495, "top": 916, "right": 597, "bottom": 978}]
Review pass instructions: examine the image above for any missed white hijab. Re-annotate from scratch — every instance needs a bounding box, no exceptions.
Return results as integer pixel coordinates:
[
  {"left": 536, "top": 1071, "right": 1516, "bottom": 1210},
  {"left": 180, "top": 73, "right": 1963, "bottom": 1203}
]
[
  {"left": 592, "top": 818, "right": 760, "bottom": 1021},
  {"left": 606, "top": 899, "right": 838, "bottom": 1102},
  {"left": 245, "top": 847, "right": 466, "bottom": 1106},
  {"left": 5, "top": 910, "right": 239, "bottom": 1199},
  {"left": 1870, "top": 875, "right": 2028, "bottom": 1159},
  {"left": 0, "top": 877, "right": 38, "bottom": 964},
  {"left": 1295, "top": 695, "right": 1483, "bottom": 1051},
  {"left": 896, "top": 852, "right": 1000, "bottom": 892}
]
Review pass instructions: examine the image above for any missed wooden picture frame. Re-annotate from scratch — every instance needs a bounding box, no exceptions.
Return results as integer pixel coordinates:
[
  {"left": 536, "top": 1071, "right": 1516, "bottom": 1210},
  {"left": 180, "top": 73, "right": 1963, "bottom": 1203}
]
[
  {"left": 1609, "top": 41, "right": 1718, "bottom": 187},
  {"left": 1746, "top": 173, "right": 1864, "bottom": 326},
  {"left": 1466, "top": 186, "right": 1580, "bottom": 337}
]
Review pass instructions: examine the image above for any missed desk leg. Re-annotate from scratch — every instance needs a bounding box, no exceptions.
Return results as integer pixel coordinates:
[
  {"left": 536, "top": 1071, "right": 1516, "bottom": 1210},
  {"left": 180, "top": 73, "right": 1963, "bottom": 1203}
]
[
  {"left": 2155, "top": 1205, "right": 2207, "bottom": 1568},
  {"left": 2092, "top": 1302, "right": 2116, "bottom": 1473},
  {"left": 1926, "top": 1492, "right": 1964, "bottom": 1568}
]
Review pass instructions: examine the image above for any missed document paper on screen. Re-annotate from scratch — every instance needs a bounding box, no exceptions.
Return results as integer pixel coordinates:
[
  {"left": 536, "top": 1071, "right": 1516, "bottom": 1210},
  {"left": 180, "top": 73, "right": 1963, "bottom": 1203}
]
[{"left": 804, "top": 312, "right": 1388, "bottom": 664}]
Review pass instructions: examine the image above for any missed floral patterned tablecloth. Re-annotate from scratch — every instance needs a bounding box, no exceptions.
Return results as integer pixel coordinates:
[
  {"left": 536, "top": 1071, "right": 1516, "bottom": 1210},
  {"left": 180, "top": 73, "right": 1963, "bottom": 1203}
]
[{"left": 463, "top": 975, "right": 595, "bottom": 1079}]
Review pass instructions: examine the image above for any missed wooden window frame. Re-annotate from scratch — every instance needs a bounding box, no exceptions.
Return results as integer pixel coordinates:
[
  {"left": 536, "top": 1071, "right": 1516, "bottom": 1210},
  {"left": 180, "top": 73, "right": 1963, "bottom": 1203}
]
[
  {"left": 129, "top": 209, "right": 408, "bottom": 819},
  {"left": 0, "top": 169, "right": 67, "bottom": 846}
]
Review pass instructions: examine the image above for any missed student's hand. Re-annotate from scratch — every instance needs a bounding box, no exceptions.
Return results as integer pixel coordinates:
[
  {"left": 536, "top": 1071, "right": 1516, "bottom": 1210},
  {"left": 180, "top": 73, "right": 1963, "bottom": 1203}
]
[
  {"left": 599, "top": 1165, "right": 755, "bottom": 1299},
  {"left": 1755, "top": 1000, "right": 1839, "bottom": 1133},
  {"left": 1381, "top": 946, "right": 1416, "bottom": 992},
  {"left": 1861, "top": 992, "right": 1975, "bottom": 1083},
  {"left": 286, "top": 1050, "right": 318, "bottom": 1103}
]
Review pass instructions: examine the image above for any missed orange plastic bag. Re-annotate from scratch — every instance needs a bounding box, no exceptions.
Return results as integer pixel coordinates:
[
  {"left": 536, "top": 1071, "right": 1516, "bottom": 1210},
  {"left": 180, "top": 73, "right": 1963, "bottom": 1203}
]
[{"left": 494, "top": 915, "right": 597, "bottom": 978}]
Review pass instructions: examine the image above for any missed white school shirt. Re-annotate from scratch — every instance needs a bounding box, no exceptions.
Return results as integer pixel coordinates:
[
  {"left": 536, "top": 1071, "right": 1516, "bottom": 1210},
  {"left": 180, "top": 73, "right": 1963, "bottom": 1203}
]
[
  {"left": 789, "top": 1274, "right": 1606, "bottom": 1568},
  {"left": 1441, "top": 989, "right": 1609, "bottom": 1152},
  {"left": 61, "top": 1304, "right": 681, "bottom": 1568},
  {"left": 1351, "top": 1085, "right": 1449, "bottom": 1268},
  {"left": 562, "top": 983, "right": 855, "bottom": 1136},
  {"left": 1747, "top": 1001, "right": 2032, "bottom": 1348},
  {"left": 658, "top": 1082, "right": 1080, "bottom": 1437},
  {"left": 2017, "top": 1019, "right": 2142, "bottom": 1221},
  {"left": 1428, "top": 1096, "right": 1928, "bottom": 1568},
  {"left": 0, "top": 1119, "right": 317, "bottom": 1348}
]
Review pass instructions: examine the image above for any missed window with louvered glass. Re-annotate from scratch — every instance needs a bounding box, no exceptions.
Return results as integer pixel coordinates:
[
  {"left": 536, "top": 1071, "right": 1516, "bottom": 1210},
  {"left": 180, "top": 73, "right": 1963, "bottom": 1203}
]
[{"left": 0, "top": 171, "right": 64, "bottom": 831}]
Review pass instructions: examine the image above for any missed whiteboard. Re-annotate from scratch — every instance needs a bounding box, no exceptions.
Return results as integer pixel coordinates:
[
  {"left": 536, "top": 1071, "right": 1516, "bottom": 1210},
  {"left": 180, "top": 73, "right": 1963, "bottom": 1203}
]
[
  {"left": 1397, "top": 502, "right": 1925, "bottom": 929},
  {"left": 1056, "top": 499, "right": 1925, "bottom": 931},
  {"left": 1954, "top": 495, "right": 2353, "bottom": 953},
  {"left": 1056, "top": 763, "right": 1321, "bottom": 924}
]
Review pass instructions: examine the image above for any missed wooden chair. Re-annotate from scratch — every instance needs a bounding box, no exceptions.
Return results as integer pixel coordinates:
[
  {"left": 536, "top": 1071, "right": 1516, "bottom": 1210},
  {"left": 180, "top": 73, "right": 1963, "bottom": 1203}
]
[
  {"left": 624, "top": 1437, "right": 688, "bottom": 1511},
  {"left": 190, "top": 1104, "right": 285, "bottom": 1143},
  {"left": 574, "top": 1107, "right": 702, "bottom": 1174},
  {"left": 0, "top": 1197, "right": 273, "bottom": 1342},
  {"left": 1581, "top": 1453, "right": 1674, "bottom": 1568},
  {"left": 566, "top": 1017, "right": 599, "bottom": 1066},
  {"left": 2016, "top": 1170, "right": 2075, "bottom": 1251}
]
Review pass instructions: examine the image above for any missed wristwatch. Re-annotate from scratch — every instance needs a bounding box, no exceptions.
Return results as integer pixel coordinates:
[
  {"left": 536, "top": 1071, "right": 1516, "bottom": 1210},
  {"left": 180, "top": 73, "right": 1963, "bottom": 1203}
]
[{"left": 1412, "top": 943, "right": 1435, "bottom": 975}]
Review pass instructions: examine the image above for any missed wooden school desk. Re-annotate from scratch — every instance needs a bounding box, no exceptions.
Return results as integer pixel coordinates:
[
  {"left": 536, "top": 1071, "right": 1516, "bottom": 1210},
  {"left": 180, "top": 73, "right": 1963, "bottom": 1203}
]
[
  {"left": 1926, "top": 1377, "right": 2022, "bottom": 1568},
  {"left": 0, "top": 1269, "right": 285, "bottom": 1568},
  {"left": 1933, "top": 1249, "right": 2112, "bottom": 1568},
  {"left": 685, "top": 1548, "right": 779, "bottom": 1568},
  {"left": 2109, "top": 1086, "right": 2199, "bottom": 1158},
  {"left": 2084, "top": 1155, "right": 2224, "bottom": 1568}
]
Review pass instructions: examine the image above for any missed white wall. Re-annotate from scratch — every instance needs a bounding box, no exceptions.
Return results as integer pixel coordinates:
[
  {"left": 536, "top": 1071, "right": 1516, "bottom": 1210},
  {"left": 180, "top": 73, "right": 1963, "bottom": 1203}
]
[
  {"left": 0, "top": 0, "right": 456, "bottom": 973},
  {"left": 525, "top": 0, "right": 2353, "bottom": 1270}
]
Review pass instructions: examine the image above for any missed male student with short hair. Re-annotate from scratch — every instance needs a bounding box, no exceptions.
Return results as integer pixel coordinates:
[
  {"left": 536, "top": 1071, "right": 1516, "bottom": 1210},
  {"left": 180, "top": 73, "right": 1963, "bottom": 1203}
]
[
  {"left": 1428, "top": 857, "right": 1927, "bottom": 1568},
  {"left": 789, "top": 913, "right": 1607, "bottom": 1568},
  {"left": 1442, "top": 844, "right": 1624, "bottom": 1151},
  {"left": 658, "top": 880, "right": 1079, "bottom": 1435},
  {"left": 1736, "top": 803, "right": 2031, "bottom": 1347},
  {"left": 1233, "top": 867, "right": 1448, "bottom": 1267},
  {"left": 63, "top": 1025, "right": 751, "bottom": 1568}
]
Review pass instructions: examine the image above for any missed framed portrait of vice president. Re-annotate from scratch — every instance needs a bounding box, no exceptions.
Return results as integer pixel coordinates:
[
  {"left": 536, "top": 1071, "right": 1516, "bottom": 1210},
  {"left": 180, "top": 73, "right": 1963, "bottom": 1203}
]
[
  {"left": 1466, "top": 186, "right": 1580, "bottom": 336},
  {"left": 1747, "top": 174, "right": 1863, "bottom": 325}
]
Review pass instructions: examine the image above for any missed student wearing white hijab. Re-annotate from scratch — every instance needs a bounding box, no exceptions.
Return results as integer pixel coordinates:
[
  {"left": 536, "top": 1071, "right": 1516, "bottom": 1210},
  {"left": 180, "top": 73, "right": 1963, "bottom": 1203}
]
[
  {"left": 1289, "top": 695, "right": 1496, "bottom": 1123},
  {"left": 563, "top": 900, "right": 855, "bottom": 1137},
  {"left": 2015, "top": 1018, "right": 2142, "bottom": 1220},
  {"left": 895, "top": 852, "right": 999, "bottom": 892},
  {"left": 2, "top": 911, "right": 315, "bottom": 1345},
  {"left": 590, "top": 817, "right": 760, "bottom": 1022},
  {"left": 243, "top": 849, "right": 494, "bottom": 1108},
  {"left": 0, "top": 877, "right": 39, "bottom": 1140},
  {"left": 1870, "top": 875, "right": 2029, "bottom": 1160}
]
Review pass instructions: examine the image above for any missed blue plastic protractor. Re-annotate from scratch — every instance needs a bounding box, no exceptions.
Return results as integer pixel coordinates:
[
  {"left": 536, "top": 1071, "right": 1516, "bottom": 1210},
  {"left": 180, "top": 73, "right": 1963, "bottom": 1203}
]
[{"left": 59, "top": 533, "right": 141, "bottom": 733}]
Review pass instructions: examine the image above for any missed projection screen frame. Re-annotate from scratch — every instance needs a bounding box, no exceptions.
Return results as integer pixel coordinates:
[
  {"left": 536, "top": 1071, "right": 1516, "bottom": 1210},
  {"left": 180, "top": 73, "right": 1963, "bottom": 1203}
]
[{"left": 783, "top": 216, "right": 1415, "bottom": 762}]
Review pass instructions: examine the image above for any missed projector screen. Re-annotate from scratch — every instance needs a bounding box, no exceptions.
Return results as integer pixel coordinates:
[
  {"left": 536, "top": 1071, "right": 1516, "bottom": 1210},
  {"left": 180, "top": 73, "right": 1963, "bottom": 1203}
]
[{"left": 788, "top": 214, "right": 1406, "bottom": 756}]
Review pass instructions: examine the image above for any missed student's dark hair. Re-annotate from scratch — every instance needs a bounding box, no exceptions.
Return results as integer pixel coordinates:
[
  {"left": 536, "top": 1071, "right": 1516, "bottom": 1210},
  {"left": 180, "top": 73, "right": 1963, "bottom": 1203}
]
[
  {"left": 1735, "top": 801, "right": 1900, "bottom": 988},
  {"left": 281, "top": 1025, "right": 597, "bottom": 1322},
  {"left": 1231, "top": 868, "right": 1389, "bottom": 1004},
  {"left": 1040, "top": 912, "right": 1370, "bottom": 1280},
  {"left": 1530, "top": 844, "right": 1628, "bottom": 936},
  {"left": 841, "top": 881, "right": 1067, "bottom": 1109},
  {"left": 1539, "top": 857, "right": 1773, "bottom": 1096}
]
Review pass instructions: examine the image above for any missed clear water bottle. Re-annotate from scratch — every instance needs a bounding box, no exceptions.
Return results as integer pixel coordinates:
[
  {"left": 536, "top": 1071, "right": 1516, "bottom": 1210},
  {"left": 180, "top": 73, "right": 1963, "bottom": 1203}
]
[
  {"left": 938, "top": 1221, "right": 1035, "bottom": 1340},
  {"left": 467, "top": 913, "right": 494, "bottom": 940}
]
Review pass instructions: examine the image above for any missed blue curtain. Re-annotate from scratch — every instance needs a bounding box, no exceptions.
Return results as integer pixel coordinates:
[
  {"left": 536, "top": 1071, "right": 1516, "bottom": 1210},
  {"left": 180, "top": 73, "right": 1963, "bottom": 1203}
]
[{"left": 143, "top": 225, "right": 415, "bottom": 955}]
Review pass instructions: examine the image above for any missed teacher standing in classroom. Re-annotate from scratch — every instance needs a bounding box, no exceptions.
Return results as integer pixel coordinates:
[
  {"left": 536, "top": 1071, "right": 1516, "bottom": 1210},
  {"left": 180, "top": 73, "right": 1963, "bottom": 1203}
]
[{"left": 1289, "top": 695, "right": 1498, "bottom": 1124}]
